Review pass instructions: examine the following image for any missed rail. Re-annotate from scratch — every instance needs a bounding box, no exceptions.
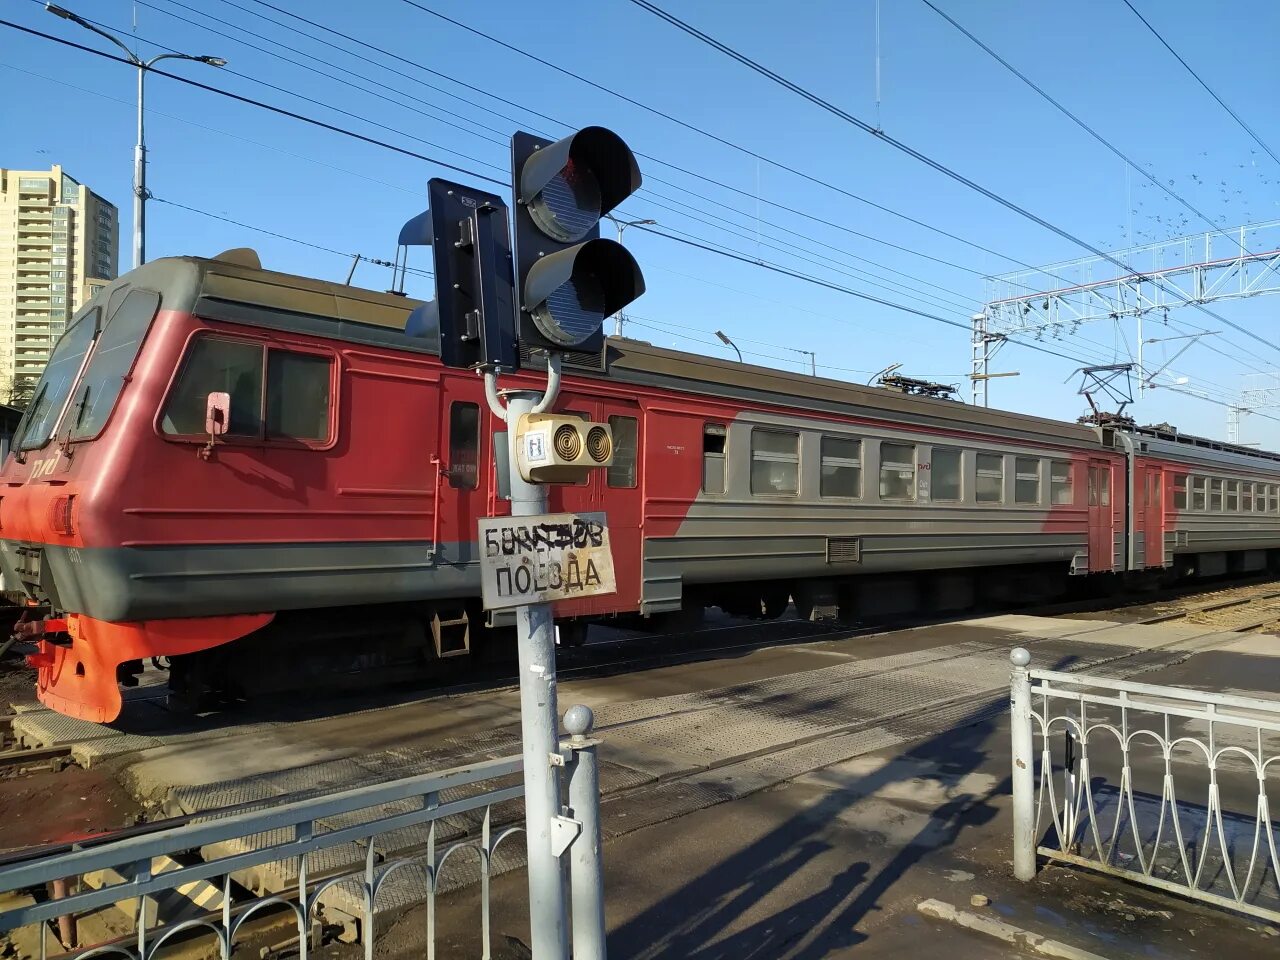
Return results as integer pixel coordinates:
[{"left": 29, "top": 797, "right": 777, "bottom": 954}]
[
  {"left": 1009, "top": 647, "right": 1280, "bottom": 923},
  {"left": 0, "top": 754, "right": 526, "bottom": 960}
]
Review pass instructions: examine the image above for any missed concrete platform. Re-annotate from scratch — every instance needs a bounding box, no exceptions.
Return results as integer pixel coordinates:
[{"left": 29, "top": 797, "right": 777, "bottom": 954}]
[
  {"left": 7, "top": 612, "right": 1275, "bottom": 957},
  {"left": 15, "top": 614, "right": 1267, "bottom": 949}
]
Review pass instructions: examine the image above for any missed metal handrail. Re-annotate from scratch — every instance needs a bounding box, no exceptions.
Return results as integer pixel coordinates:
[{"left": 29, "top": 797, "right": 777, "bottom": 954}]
[{"left": 0, "top": 754, "right": 522, "bottom": 930}]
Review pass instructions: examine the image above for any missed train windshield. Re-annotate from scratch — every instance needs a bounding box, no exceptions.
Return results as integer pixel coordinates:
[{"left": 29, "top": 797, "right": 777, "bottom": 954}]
[
  {"left": 66, "top": 289, "right": 160, "bottom": 439},
  {"left": 14, "top": 307, "right": 99, "bottom": 452}
]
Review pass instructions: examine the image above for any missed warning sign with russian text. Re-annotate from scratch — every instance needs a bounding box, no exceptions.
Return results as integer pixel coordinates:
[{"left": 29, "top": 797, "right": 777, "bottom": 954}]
[{"left": 477, "top": 512, "right": 616, "bottom": 611}]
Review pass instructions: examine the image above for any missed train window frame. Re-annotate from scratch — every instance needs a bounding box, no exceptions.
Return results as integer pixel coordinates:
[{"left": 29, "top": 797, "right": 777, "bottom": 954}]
[
  {"left": 158, "top": 332, "right": 338, "bottom": 449},
  {"left": 1050, "top": 460, "right": 1074, "bottom": 506},
  {"left": 14, "top": 305, "right": 99, "bottom": 452},
  {"left": 1014, "top": 457, "right": 1041, "bottom": 505},
  {"left": 931, "top": 447, "right": 962, "bottom": 503},
  {"left": 819, "top": 435, "right": 862, "bottom": 499},
  {"left": 1190, "top": 476, "right": 1207, "bottom": 511},
  {"left": 703, "top": 423, "right": 727, "bottom": 495},
  {"left": 447, "top": 401, "right": 481, "bottom": 490},
  {"left": 1242, "top": 482, "right": 1254, "bottom": 512},
  {"left": 1226, "top": 479, "right": 1240, "bottom": 512},
  {"left": 607, "top": 415, "right": 639, "bottom": 489},
  {"left": 750, "top": 428, "right": 800, "bottom": 497},
  {"left": 878, "top": 441, "right": 917, "bottom": 502},
  {"left": 65, "top": 288, "right": 163, "bottom": 442},
  {"left": 1172, "top": 473, "right": 1188, "bottom": 510},
  {"left": 1209, "top": 477, "right": 1224, "bottom": 512},
  {"left": 975, "top": 453, "right": 1004, "bottom": 504}
]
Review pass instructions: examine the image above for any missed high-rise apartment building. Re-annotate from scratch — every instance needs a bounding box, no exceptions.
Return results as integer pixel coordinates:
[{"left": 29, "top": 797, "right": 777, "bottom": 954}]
[{"left": 0, "top": 165, "right": 118, "bottom": 403}]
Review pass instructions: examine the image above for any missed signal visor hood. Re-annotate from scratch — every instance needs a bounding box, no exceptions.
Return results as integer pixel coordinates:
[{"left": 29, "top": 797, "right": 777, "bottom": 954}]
[{"left": 518, "top": 125, "right": 642, "bottom": 219}]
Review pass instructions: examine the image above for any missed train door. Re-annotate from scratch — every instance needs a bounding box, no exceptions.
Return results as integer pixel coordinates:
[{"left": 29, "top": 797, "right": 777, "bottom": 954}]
[
  {"left": 437, "top": 383, "right": 486, "bottom": 562},
  {"left": 1087, "top": 459, "right": 1114, "bottom": 572},
  {"left": 549, "top": 396, "right": 644, "bottom": 618},
  {"left": 1143, "top": 465, "right": 1165, "bottom": 567}
]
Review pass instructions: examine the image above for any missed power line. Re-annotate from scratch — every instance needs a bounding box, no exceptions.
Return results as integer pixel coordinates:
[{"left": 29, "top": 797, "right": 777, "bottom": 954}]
[
  {"left": 150, "top": 197, "right": 433, "bottom": 279},
  {"left": 624, "top": 0, "right": 1280, "bottom": 362},
  {"left": 7, "top": 16, "right": 1256, "bottom": 416},
  {"left": 916, "top": 0, "right": 1247, "bottom": 250},
  {"left": 1119, "top": 0, "right": 1280, "bottom": 168},
  {"left": 212, "top": 0, "right": 1273, "bottom": 374},
  {"left": 94, "top": 1, "right": 1001, "bottom": 306},
  {"left": 1, "top": 19, "right": 508, "bottom": 188},
  {"left": 389, "top": 0, "right": 1054, "bottom": 272}
]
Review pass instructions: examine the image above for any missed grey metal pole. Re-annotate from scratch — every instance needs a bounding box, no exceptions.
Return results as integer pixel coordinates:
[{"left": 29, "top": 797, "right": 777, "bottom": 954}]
[
  {"left": 503, "top": 379, "right": 570, "bottom": 960},
  {"left": 1010, "top": 647, "right": 1037, "bottom": 881},
  {"left": 612, "top": 219, "right": 624, "bottom": 338},
  {"left": 134, "top": 62, "right": 146, "bottom": 269},
  {"left": 563, "top": 705, "right": 606, "bottom": 960}
]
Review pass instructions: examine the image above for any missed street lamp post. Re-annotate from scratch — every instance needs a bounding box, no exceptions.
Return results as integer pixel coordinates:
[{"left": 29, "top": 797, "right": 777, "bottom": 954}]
[
  {"left": 606, "top": 216, "right": 655, "bottom": 336},
  {"left": 45, "top": 3, "right": 226, "bottom": 269},
  {"left": 714, "top": 329, "right": 742, "bottom": 362}
]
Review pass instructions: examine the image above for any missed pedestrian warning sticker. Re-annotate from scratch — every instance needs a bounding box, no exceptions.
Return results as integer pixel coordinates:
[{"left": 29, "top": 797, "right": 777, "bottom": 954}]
[{"left": 477, "top": 512, "right": 616, "bottom": 611}]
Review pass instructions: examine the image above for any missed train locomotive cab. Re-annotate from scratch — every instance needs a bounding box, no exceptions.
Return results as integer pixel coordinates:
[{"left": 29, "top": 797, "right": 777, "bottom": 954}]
[
  {"left": 0, "top": 257, "right": 283, "bottom": 721},
  {"left": 0, "top": 252, "right": 631, "bottom": 723}
]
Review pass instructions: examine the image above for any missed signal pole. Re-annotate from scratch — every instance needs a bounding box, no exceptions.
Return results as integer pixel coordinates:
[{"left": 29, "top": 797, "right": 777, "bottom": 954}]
[
  {"left": 483, "top": 365, "right": 571, "bottom": 958},
  {"left": 424, "top": 126, "right": 644, "bottom": 960}
]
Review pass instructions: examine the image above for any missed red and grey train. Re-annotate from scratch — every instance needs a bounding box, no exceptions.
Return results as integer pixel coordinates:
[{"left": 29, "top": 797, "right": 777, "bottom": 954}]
[{"left": 3, "top": 251, "right": 1279, "bottom": 722}]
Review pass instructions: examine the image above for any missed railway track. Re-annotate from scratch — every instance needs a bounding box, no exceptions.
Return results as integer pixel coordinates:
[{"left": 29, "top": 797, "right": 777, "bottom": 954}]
[
  {"left": 4, "top": 588, "right": 1273, "bottom": 956},
  {"left": 3, "top": 576, "right": 1278, "bottom": 774}
]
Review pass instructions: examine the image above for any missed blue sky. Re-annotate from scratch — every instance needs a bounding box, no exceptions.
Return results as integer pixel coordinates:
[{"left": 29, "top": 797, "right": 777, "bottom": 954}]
[{"left": 3, "top": 0, "right": 1278, "bottom": 447}]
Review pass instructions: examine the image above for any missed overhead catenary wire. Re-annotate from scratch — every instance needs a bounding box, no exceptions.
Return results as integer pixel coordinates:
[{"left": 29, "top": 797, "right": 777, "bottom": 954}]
[
  {"left": 1119, "top": 0, "right": 1280, "bottom": 169},
  {"left": 150, "top": 197, "right": 434, "bottom": 280},
  {"left": 916, "top": 0, "right": 1249, "bottom": 253},
  {"left": 0, "top": 20, "right": 508, "bottom": 188},
  {"left": 52, "top": 0, "right": 1005, "bottom": 309},
  {"left": 623, "top": 0, "right": 1280, "bottom": 362},
  {"left": 6, "top": 16, "right": 1262, "bottom": 418},
  {"left": 94, "top": 0, "right": 1275, "bottom": 374},
  {"left": 367, "top": 0, "right": 1273, "bottom": 375}
]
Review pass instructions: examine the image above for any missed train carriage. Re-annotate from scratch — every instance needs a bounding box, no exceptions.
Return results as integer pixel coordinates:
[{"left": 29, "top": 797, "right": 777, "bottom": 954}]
[{"left": 1, "top": 252, "right": 1278, "bottom": 722}]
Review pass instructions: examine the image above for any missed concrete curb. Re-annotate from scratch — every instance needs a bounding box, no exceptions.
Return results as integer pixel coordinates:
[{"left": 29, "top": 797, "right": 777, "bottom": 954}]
[{"left": 917, "top": 898, "right": 1114, "bottom": 960}]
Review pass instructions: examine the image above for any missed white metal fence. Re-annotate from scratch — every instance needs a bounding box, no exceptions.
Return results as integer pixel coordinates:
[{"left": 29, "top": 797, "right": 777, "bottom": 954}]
[
  {"left": 1010, "top": 647, "right": 1280, "bottom": 922},
  {"left": 0, "top": 754, "right": 525, "bottom": 960}
]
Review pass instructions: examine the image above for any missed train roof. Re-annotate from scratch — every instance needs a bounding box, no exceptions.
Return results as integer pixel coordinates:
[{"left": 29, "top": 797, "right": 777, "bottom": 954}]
[{"left": 118, "top": 253, "right": 1274, "bottom": 459}]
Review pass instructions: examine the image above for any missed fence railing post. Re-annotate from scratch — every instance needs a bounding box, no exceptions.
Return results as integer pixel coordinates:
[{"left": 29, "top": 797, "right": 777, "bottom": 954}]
[
  {"left": 1010, "top": 647, "right": 1037, "bottom": 881},
  {"left": 563, "top": 704, "right": 607, "bottom": 960}
]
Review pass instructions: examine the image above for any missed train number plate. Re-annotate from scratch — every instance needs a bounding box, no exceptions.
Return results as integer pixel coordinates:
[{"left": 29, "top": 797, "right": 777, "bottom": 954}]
[{"left": 477, "top": 512, "right": 616, "bottom": 611}]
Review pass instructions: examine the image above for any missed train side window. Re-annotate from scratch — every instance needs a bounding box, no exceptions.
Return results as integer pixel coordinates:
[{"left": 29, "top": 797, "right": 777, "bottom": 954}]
[
  {"left": 1256, "top": 484, "right": 1268, "bottom": 513},
  {"left": 1226, "top": 479, "right": 1239, "bottom": 512},
  {"left": 879, "top": 442, "right": 916, "bottom": 501},
  {"left": 931, "top": 448, "right": 962, "bottom": 502},
  {"left": 162, "top": 337, "right": 263, "bottom": 437},
  {"left": 447, "top": 402, "right": 480, "bottom": 490},
  {"left": 1191, "top": 476, "right": 1206, "bottom": 511},
  {"left": 1014, "top": 457, "right": 1041, "bottom": 505},
  {"left": 1099, "top": 467, "right": 1111, "bottom": 506},
  {"left": 1209, "top": 478, "right": 1224, "bottom": 512},
  {"left": 751, "top": 429, "right": 799, "bottom": 496},
  {"left": 703, "top": 424, "right": 727, "bottom": 494},
  {"left": 1242, "top": 482, "right": 1254, "bottom": 512},
  {"left": 1050, "top": 461, "right": 1074, "bottom": 505},
  {"left": 1172, "top": 474, "right": 1187, "bottom": 510},
  {"left": 266, "top": 350, "right": 332, "bottom": 441},
  {"left": 607, "top": 416, "right": 638, "bottom": 489},
  {"left": 820, "top": 436, "right": 862, "bottom": 499},
  {"left": 976, "top": 453, "right": 1004, "bottom": 504}
]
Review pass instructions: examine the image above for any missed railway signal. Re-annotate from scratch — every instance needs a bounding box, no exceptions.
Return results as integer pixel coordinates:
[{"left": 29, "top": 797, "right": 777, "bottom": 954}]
[
  {"left": 423, "top": 178, "right": 520, "bottom": 371},
  {"left": 510, "top": 127, "right": 646, "bottom": 359}
]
